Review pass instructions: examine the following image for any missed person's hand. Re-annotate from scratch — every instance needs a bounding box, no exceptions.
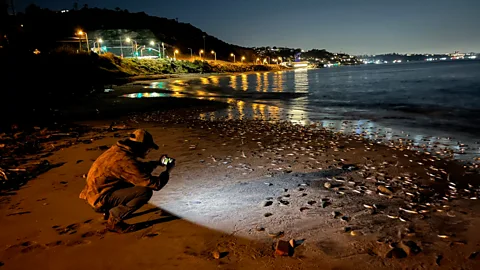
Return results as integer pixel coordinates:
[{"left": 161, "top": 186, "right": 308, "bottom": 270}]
[{"left": 166, "top": 160, "right": 175, "bottom": 172}]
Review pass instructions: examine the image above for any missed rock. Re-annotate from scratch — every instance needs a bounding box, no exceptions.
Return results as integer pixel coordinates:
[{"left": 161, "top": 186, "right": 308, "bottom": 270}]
[
  {"left": 324, "top": 182, "right": 332, "bottom": 189},
  {"left": 386, "top": 248, "right": 407, "bottom": 259},
  {"left": 212, "top": 251, "right": 221, "bottom": 259},
  {"left": 269, "top": 231, "right": 284, "bottom": 238},
  {"left": 436, "top": 255, "right": 443, "bottom": 266},
  {"left": 332, "top": 211, "right": 341, "bottom": 218},
  {"left": 307, "top": 200, "right": 316, "bottom": 205},
  {"left": 469, "top": 251, "right": 479, "bottom": 260},
  {"left": 377, "top": 185, "right": 393, "bottom": 194},
  {"left": 264, "top": 201, "right": 273, "bottom": 207},
  {"left": 275, "top": 240, "right": 291, "bottom": 256},
  {"left": 264, "top": 213, "right": 273, "bottom": 217}
]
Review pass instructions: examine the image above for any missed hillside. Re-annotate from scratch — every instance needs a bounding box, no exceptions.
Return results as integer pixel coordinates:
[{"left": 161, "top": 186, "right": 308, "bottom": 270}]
[{"left": 11, "top": 5, "right": 257, "bottom": 60}]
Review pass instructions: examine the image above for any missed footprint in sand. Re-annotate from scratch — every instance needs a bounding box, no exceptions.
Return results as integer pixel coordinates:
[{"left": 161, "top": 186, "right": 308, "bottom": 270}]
[
  {"left": 66, "top": 240, "right": 92, "bottom": 247},
  {"left": 53, "top": 219, "right": 96, "bottom": 235},
  {"left": 6, "top": 241, "right": 46, "bottom": 254},
  {"left": 142, "top": 233, "right": 159, "bottom": 238},
  {"left": 46, "top": 240, "right": 64, "bottom": 247}
]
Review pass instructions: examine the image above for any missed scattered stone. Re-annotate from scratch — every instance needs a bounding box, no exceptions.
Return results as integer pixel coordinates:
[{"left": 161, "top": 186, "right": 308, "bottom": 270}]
[
  {"left": 264, "top": 213, "right": 273, "bottom": 217},
  {"left": 307, "top": 200, "right": 316, "bottom": 205},
  {"left": 344, "top": 227, "right": 352, "bottom": 232},
  {"left": 279, "top": 200, "right": 289, "bottom": 206},
  {"left": 324, "top": 182, "right": 332, "bottom": 189},
  {"left": 289, "top": 239, "right": 295, "bottom": 248},
  {"left": 275, "top": 240, "right": 291, "bottom": 256},
  {"left": 332, "top": 211, "right": 341, "bottom": 218},
  {"left": 436, "top": 255, "right": 443, "bottom": 266},
  {"left": 468, "top": 251, "right": 479, "bottom": 260},
  {"left": 341, "top": 216, "right": 350, "bottom": 222},
  {"left": 398, "top": 241, "right": 421, "bottom": 255},
  {"left": 300, "top": 207, "right": 310, "bottom": 212},
  {"left": 269, "top": 231, "right": 284, "bottom": 238},
  {"left": 76, "top": 160, "right": 83, "bottom": 164},
  {"left": 386, "top": 247, "right": 407, "bottom": 259},
  {"left": 212, "top": 250, "right": 221, "bottom": 259},
  {"left": 263, "top": 201, "right": 273, "bottom": 207},
  {"left": 377, "top": 185, "right": 393, "bottom": 195},
  {"left": 255, "top": 227, "right": 265, "bottom": 232},
  {"left": 320, "top": 201, "right": 330, "bottom": 208}
]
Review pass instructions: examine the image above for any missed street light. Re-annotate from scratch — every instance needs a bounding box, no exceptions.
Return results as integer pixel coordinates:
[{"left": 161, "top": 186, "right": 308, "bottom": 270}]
[
  {"left": 199, "top": 49, "right": 204, "bottom": 60},
  {"left": 256, "top": 58, "right": 260, "bottom": 64},
  {"left": 93, "top": 38, "right": 103, "bottom": 54},
  {"left": 174, "top": 49, "right": 179, "bottom": 60},
  {"left": 125, "top": 37, "right": 138, "bottom": 57},
  {"left": 150, "top": 40, "right": 161, "bottom": 57},
  {"left": 241, "top": 56, "right": 245, "bottom": 63},
  {"left": 76, "top": 30, "right": 89, "bottom": 52},
  {"left": 278, "top": 56, "right": 283, "bottom": 63},
  {"left": 230, "top": 53, "right": 235, "bottom": 63},
  {"left": 211, "top": 50, "right": 216, "bottom": 62},
  {"left": 188, "top": 48, "right": 193, "bottom": 60}
]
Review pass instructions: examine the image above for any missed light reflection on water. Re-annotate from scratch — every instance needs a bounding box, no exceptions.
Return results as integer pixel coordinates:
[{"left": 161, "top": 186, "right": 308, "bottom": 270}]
[{"left": 121, "top": 68, "right": 480, "bottom": 161}]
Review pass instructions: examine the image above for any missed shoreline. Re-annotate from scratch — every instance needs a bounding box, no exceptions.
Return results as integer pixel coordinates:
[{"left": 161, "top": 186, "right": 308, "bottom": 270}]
[{"left": 1, "top": 114, "right": 480, "bottom": 269}]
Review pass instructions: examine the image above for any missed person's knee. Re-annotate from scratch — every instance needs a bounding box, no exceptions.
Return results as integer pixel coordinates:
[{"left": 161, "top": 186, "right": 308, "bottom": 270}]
[
  {"left": 144, "top": 188, "right": 153, "bottom": 200},
  {"left": 136, "top": 187, "right": 153, "bottom": 202}
]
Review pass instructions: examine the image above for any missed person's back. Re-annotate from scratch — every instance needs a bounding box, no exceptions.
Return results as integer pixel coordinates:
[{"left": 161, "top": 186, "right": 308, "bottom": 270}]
[
  {"left": 79, "top": 129, "right": 174, "bottom": 233},
  {"left": 80, "top": 142, "right": 138, "bottom": 209}
]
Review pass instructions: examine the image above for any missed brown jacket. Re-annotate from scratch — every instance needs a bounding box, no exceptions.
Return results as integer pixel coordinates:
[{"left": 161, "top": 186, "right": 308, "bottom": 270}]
[{"left": 79, "top": 140, "right": 167, "bottom": 210}]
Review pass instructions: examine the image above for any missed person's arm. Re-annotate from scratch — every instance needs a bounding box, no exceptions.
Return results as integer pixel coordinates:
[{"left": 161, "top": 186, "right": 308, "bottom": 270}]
[
  {"left": 139, "top": 160, "right": 160, "bottom": 174},
  {"left": 120, "top": 159, "right": 165, "bottom": 191}
]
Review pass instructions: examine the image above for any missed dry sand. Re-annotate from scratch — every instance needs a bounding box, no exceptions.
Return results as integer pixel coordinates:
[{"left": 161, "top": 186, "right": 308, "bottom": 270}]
[{"left": 1, "top": 110, "right": 480, "bottom": 269}]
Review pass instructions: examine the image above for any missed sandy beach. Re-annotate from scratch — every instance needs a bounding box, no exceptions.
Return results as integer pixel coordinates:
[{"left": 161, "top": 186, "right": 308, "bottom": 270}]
[{"left": 2, "top": 98, "right": 480, "bottom": 270}]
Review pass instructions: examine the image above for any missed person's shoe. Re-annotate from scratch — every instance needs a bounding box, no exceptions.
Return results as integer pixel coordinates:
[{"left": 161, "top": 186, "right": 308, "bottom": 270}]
[{"left": 106, "top": 216, "right": 135, "bottom": 233}]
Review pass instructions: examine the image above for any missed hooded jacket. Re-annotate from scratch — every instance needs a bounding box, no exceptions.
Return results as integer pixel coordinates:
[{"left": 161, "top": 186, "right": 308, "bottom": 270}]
[{"left": 79, "top": 139, "right": 168, "bottom": 210}]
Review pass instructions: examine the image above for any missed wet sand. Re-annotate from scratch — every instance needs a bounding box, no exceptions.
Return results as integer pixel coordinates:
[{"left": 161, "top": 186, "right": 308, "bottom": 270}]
[{"left": 1, "top": 107, "right": 480, "bottom": 269}]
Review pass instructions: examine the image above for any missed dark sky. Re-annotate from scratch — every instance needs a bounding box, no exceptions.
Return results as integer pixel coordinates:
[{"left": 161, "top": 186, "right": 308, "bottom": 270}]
[{"left": 15, "top": 0, "right": 480, "bottom": 54}]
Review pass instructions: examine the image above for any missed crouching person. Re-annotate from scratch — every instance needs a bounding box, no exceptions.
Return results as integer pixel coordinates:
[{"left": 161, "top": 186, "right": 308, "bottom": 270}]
[{"left": 80, "top": 129, "right": 174, "bottom": 233}]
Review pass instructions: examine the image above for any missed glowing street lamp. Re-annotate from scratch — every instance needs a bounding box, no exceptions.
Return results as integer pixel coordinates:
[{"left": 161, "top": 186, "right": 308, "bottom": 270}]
[
  {"left": 174, "top": 49, "right": 179, "bottom": 60},
  {"left": 76, "top": 30, "right": 89, "bottom": 51},
  {"left": 211, "top": 50, "right": 216, "bottom": 62},
  {"left": 199, "top": 49, "right": 204, "bottom": 60},
  {"left": 125, "top": 37, "right": 138, "bottom": 57},
  {"left": 241, "top": 56, "right": 245, "bottom": 63},
  {"left": 230, "top": 53, "right": 235, "bottom": 63},
  {"left": 278, "top": 56, "right": 283, "bottom": 63},
  {"left": 93, "top": 38, "right": 103, "bottom": 54},
  {"left": 256, "top": 58, "right": 260, "bottom": 64},
  {"left": 150, "top": 40, "right": 161, "bottom": 57}
]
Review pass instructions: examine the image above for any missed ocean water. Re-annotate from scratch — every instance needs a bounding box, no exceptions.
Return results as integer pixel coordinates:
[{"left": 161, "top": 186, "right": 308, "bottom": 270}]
[{"left": 124, "top": 60, "right": 480, "bottom": 160}]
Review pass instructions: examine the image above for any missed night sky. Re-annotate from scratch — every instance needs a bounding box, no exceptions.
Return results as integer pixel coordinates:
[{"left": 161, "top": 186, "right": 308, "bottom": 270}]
[{"left": 15, "top": 0, "right": 480, "bottom": 54}]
